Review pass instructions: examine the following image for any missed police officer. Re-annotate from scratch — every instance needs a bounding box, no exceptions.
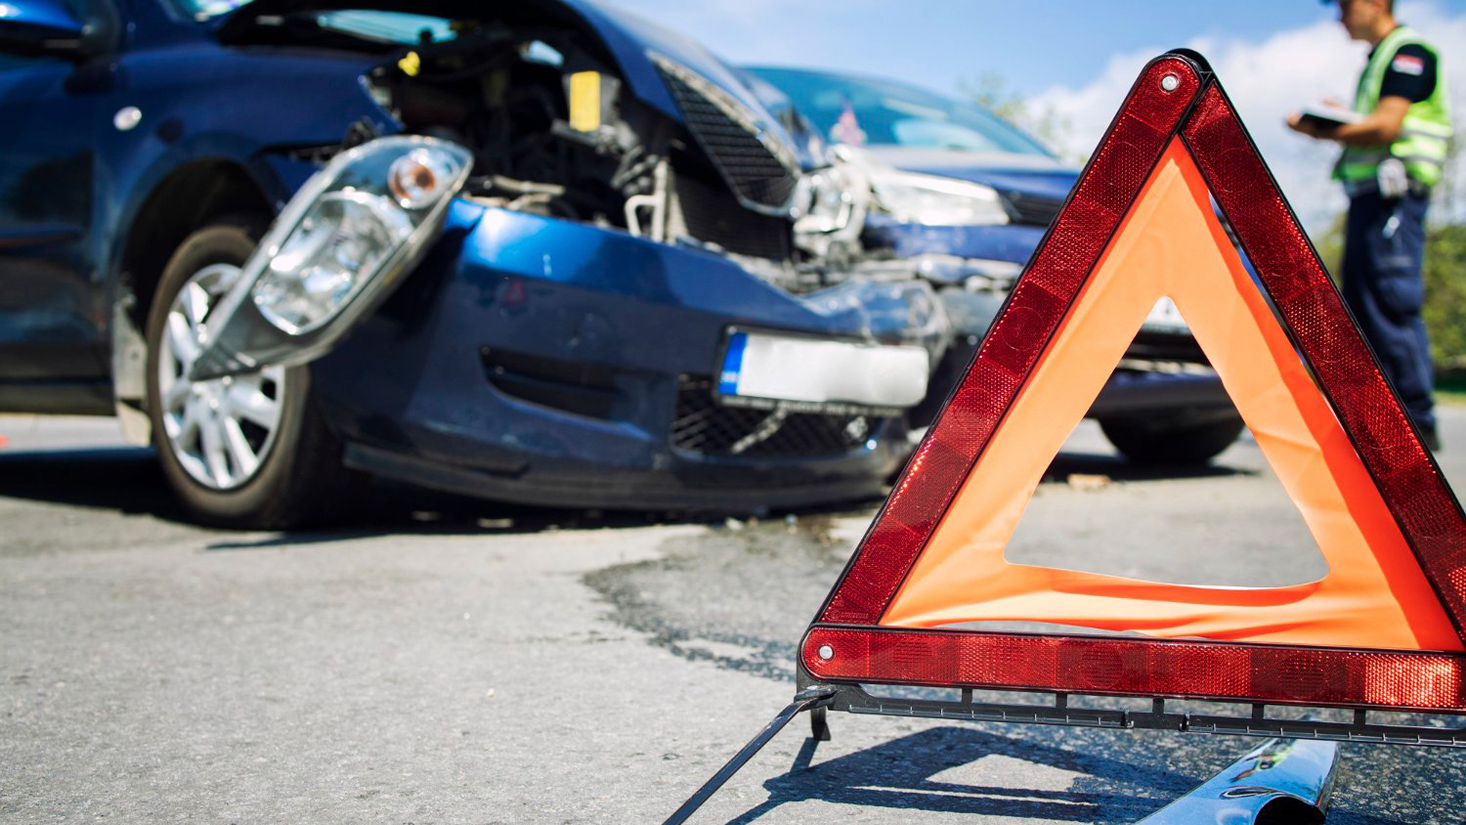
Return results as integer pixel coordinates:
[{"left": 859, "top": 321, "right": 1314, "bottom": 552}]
[{"left": 1288, "top": 0, "right": 1452, "bottom": 451}]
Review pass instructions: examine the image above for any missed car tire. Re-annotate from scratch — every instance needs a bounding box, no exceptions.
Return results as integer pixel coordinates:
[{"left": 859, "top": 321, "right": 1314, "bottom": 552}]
[
  {"left": 1099, "top": 413, "right": 1246, "bottom": 466},
  {"left": 144, "top": 217, "right": 356, "bottom": 528}
]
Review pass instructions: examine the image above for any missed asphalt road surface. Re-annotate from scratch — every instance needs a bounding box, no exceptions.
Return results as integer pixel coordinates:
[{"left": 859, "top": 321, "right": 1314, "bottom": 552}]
[{"left": 3, "top": 408, "right": 1466, "bottom": 824}]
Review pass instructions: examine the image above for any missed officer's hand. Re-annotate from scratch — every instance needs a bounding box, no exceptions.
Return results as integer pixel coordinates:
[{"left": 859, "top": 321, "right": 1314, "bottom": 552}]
[{"left": 1286, "top": 112, "right": 1326, "bottom": 139}]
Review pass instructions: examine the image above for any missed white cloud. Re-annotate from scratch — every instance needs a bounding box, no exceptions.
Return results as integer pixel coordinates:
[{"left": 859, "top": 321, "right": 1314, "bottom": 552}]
[{"left": 1032, "top": 1, "right": 1466, "bottom": 233}]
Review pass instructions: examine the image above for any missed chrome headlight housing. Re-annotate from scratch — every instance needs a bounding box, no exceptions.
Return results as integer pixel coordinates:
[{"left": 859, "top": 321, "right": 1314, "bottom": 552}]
[
  {"left": 869, "top": 169, "right": 1010, "bottom": 226},
  {"left": 190, "top": 136, "right": 473, "bottom": 380},
  {"left": 793, "top": 147, "right": 870, "bottom": 258},
  {"left": 252, "top": 189, "right": 413, "bottom": 334}
]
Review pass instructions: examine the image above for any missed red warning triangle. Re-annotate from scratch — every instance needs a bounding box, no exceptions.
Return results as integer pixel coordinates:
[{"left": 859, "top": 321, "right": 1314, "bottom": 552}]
[{"left": 802, "top": 53, "right": 1466, "bottom": 712}]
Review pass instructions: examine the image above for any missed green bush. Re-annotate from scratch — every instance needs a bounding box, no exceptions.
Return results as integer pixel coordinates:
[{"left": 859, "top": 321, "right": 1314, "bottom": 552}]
[{"left": 1424, "top": 222, "right": 1466, "bottom": 371}]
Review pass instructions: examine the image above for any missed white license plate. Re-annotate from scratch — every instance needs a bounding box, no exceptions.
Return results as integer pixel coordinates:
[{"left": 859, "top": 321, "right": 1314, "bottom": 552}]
[
  {"left": 717, "top": 330, "right": 929, "bottom": 410},
  {"left": 1142, "top": 296, "right": 1190, "bottom": 334}
]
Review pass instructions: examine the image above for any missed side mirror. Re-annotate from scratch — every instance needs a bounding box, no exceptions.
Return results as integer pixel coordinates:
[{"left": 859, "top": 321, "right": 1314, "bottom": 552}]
[{"left": 0, "top": 1, "right": 115, "bottom": 60}]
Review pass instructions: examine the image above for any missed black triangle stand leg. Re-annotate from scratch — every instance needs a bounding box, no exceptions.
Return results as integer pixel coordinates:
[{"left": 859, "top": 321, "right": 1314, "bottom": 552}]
[
  {"left": 662, "top": 688, "right": 836, "bottom": 825},
  {"left": 810, "top": 704, "right": 831, "bottom": 742}
]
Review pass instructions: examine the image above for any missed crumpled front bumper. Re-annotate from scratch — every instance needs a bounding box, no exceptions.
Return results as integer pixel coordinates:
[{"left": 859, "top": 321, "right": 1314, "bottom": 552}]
[{"left": 306, "top": 201, "right": 940, "bottom": 510}]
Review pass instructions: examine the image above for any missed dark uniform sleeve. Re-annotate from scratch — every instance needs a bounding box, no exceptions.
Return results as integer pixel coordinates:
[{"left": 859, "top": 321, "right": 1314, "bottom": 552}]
[{"left": 1378, "top": 43, "right": 1436, "bottom": 103}]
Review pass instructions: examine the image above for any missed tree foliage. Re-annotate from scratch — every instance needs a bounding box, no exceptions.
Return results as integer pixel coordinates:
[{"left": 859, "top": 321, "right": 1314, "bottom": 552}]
[
  {"left": 1422, "top": 127, "right": 1465, "bottom": 371},
  {"left": 960, "top": 72, "right": 1080, "bottom": 162},
  {"left": 1423, "top": 221, "right": 1466, "bottom": 370}
]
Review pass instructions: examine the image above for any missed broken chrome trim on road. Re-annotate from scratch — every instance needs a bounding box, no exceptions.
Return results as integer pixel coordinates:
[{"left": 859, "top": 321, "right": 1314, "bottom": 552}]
[
  {"left": 189, "top": 136, "right": 474, "bottom": 381},
  {"left": 1135, "top": 736, "right": 1336, "bottom": 824}
]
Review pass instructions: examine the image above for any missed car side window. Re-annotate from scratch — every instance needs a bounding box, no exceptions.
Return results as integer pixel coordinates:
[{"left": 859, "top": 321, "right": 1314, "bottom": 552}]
[
  {"left": 0, "top": 0, "right": 96, "bottom": 72},
  {"left": 0, "top": 49, "right": 75, "bottom": 73},
  {"left": 0, "top": 53, "right": 50, "bottom": 72}
]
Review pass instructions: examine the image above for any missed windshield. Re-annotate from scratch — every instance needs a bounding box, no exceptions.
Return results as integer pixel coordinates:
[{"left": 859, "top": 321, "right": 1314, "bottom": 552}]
[
  {"left": 172, "top": 1, "right": 457, "bottom": 45},
  {"left": 746, "top": 67, "right": 1052, "bottom": 158},
  {"left": 174, "top": 0, "right": 253, "bottom": 19}
]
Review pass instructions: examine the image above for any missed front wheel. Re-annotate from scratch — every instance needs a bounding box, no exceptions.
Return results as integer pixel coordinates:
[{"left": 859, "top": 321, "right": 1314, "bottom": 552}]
[
  {"left": 145, "top": 218, "right": 356, "bottom": 528},
  {"left": 1099, "top": 413, "right": 1246, "bottom": 466}
]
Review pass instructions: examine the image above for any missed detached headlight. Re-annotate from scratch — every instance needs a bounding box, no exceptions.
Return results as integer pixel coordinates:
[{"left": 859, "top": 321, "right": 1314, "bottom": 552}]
[
  {"left": 252, "top": 190, "right": 412, "bottom": 334},
  {"left": 251, "top": 141, "right": 470, "bottom": 334},
  {"left": 388, "top": 148, "right": 461, "bottom": 209},
  {"left": 189, "top": 136, "right": 473, "bottom": 380},
  {"left": 869, "top": 170, "right": 1010, "bottom": 226}
]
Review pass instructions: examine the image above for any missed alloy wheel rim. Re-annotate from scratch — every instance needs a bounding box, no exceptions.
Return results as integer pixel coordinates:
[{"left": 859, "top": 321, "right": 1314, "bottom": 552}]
[{"left": 157, "top": 263, "right": 290, "bottom": 491}]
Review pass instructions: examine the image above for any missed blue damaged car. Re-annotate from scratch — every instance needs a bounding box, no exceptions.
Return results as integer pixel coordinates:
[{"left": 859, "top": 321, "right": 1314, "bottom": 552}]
[
  {"left": 746, "top": 66, "right": 1246, "bottom": 464},
  {"left": 0, "top": 0, "right": 951, "bottom": 527}
]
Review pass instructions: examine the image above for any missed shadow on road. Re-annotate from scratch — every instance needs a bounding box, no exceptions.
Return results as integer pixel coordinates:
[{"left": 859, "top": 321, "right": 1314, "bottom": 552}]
[
  {"left": 0, "top": 446, "right": 869, "bottom": 546},
  {"left": 0, "top": 445, "right": 720, "bottom": 539},
  {"left": 716, "top": 723, "right": 1424, "bottom": 825},
  {"left": 0, "top": 446, "right": 193, "bottom": 520},
  {"left": 720, "top": 725, "right": 1194, "bottom": 824},
  {"left": 0, "top": 443, "right": 1253, "bottom": 544},
  {"left": 1043, "top": 449, "right": 1254, "bottom": 484}
]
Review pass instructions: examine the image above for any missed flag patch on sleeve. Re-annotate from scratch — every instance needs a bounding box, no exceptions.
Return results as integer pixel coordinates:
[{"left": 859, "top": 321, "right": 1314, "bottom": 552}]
[{"left": 1392, "top": 53, "right": 1425, "bottom": 75}]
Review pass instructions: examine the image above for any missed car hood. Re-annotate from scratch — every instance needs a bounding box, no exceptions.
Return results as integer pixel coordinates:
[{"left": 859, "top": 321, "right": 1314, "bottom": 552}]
[
  {"left": 862, "top": 146, "right": 1079, "bottom": 202},
  {"left": 218, "top": 0, "right": 806, "bottom": 158}
]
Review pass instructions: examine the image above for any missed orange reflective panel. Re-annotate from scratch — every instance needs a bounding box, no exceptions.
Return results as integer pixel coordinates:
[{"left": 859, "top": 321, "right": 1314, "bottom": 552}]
[{"left": 880, "top": 138, "right": 1462, "bottom": 652}]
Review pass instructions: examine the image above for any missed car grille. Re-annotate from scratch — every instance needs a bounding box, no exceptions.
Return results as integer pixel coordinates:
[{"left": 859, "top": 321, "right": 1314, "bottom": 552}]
[
  {"left": 671, "top": 376, "right": 880, "bottom": 458},
  {"left": 675, "top": 173, "right": 792, "bottom": 261},
  {"left": 651, "top": 54, "right": 801, "bottom": 212},
  {"left": 1000, "top": 190, "right": 1065, "bottom": 227}
]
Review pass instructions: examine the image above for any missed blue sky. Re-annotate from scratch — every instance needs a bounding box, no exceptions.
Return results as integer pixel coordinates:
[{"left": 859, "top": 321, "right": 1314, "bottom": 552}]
[
  {"left": 617, "top": 0, "right": 1333, "bottom": 98},
  {"left": 615, "top": 0, "right": 1466, "bottom": 229}
]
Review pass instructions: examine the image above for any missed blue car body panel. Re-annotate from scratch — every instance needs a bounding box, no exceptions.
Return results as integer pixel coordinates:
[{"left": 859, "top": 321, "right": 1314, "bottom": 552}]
[
  {"left": 100, "top": 45, "right": 391, "bottom": 260},
  {"left": 864, "top": 214, "right": 1049, "bottom": 265}
]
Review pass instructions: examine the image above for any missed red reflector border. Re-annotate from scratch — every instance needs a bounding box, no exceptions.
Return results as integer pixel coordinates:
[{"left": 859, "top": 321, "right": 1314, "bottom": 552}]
[{"left": 803, "top": 628, "right": 1466, "bottom": 713}]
